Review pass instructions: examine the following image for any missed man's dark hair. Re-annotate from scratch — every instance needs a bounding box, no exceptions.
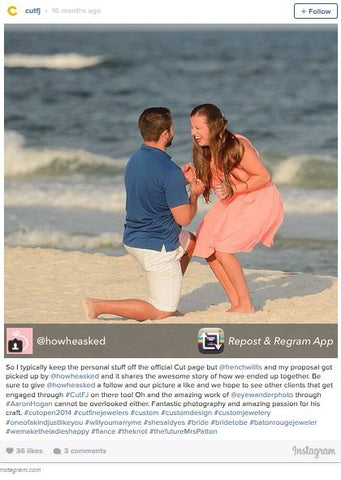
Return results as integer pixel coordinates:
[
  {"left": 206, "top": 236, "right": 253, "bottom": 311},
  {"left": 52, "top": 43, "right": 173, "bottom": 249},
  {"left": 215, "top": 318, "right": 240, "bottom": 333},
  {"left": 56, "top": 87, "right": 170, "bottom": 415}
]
[{"left": 138, "top": 107, "right": 172, "bottom": 141}]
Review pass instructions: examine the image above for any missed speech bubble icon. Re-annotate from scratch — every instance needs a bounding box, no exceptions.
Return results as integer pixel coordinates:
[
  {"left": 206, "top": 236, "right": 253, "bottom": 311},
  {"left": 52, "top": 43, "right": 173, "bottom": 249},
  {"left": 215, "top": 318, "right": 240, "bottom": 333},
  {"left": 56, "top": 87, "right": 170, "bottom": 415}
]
[{"left": 53, "top": 448, "right": 62, "bottom": 455}]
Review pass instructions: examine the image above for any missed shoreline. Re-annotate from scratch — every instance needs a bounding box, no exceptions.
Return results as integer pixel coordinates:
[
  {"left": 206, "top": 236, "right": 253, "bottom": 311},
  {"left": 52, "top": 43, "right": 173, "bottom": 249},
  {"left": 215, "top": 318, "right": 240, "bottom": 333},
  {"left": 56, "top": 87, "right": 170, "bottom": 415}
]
[{"left": 4, "top": 246, "right": 337, "bottom": 324}]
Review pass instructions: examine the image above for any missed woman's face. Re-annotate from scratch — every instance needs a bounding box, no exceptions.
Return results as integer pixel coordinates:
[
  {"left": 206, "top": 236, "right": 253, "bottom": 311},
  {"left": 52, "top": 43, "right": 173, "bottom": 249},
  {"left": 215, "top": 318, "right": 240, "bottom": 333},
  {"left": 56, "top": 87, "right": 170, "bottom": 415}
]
[{"left": 190, "top": 114, "right": 210, "bottom": 147}]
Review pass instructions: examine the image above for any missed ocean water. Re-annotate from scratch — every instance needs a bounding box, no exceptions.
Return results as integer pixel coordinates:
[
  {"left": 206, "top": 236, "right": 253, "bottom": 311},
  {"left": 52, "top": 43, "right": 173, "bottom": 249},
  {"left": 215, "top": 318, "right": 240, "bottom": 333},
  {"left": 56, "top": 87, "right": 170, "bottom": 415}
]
[{"left": 4, "top": 26, "right": 337, "bottom": 275}]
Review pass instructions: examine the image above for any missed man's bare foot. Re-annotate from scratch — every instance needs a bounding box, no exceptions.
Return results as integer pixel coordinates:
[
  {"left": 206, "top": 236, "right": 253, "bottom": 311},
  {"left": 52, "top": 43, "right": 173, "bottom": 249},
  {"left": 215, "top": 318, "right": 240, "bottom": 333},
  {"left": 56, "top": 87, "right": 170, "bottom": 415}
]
[
  {"left": 227, "top": 305, "right": 256, "bottom": 313},
  {"left": 83, "top": 298, "right": 97, "bottom": 319}
]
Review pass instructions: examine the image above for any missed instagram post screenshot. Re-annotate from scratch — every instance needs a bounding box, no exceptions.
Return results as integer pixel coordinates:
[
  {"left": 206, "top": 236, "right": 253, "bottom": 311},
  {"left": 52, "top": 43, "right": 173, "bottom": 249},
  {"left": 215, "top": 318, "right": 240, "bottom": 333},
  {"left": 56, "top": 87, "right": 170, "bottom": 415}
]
[{"left": 0, "top": 0, "right": 340, "bottom": 476}]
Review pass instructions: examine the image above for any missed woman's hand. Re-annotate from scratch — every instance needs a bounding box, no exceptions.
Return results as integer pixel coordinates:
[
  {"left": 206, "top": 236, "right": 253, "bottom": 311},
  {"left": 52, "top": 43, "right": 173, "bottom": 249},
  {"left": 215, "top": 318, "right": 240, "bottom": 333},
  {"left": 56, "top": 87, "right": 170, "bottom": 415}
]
[
  {"left": 213, "top": 180, "right": 233, "bottom": 199},
  {"left": 182, "top": 163, "right": 197, "bottom": 184}
]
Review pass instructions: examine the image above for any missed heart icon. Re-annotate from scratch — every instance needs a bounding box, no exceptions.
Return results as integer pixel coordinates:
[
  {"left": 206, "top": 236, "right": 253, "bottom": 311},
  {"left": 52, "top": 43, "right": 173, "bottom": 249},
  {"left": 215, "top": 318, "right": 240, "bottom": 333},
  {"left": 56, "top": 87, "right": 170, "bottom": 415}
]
[{"left": 6, "top": 447, "right": 14, "bottom": 454}]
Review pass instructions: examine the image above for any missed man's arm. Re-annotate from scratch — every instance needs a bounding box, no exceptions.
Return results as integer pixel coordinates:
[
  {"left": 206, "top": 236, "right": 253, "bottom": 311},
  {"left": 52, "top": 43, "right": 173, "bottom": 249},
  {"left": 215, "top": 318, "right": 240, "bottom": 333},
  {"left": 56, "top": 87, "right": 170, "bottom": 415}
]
[{"left": 170, "top": 178, "right": 204, "bottom": 226}]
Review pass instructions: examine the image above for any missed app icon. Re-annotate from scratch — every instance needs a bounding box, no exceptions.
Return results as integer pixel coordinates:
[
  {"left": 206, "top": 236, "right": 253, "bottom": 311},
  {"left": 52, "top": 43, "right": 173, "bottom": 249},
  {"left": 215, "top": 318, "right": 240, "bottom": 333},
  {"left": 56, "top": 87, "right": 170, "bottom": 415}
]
[
  {"left": 198, "top": 328, "right": 224, "bottom": 354},
  {"left": 7, "top": 6, "right": 18, "bottom": 16},
  {"left": 6, "top": 328, "right": 33, "bottom": 355}
]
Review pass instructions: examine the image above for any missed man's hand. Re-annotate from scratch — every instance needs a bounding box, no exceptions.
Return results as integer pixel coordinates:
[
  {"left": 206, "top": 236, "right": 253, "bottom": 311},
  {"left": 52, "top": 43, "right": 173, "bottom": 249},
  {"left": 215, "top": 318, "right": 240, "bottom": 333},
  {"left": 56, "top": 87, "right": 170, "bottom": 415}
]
[
  {"left": 170, "top": 178, "right": 204, "bottom": 226},
  {"left": 190, "top": 178, "right": 205, "bottom": 197}
]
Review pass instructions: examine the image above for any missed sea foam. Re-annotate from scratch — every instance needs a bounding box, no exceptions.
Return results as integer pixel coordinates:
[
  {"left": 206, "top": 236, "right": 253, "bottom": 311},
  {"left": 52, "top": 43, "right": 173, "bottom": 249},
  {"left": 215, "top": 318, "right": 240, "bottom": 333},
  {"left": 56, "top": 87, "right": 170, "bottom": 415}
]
[
  {"left": 271, "top": 154, "right": 337, "bottom": 189},
  {"left": 5, "top": 229, "right": 123, "bottom": 250},
  {"left": 4, "top": 130, "right": 127, "bottom": 178},
  {"left": 5, "top": 183, "right": 126, "bottom": 212},
  {"left": 4, "top": 53, "right": 109, "bottom": 70}
]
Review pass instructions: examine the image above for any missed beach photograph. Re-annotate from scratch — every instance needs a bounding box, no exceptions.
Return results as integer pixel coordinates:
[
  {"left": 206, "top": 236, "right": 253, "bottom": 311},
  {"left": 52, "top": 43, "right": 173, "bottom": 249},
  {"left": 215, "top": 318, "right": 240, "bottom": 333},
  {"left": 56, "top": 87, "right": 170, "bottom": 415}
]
[{"left": 4, "top": 25, "right": 337, "bottom": 324}]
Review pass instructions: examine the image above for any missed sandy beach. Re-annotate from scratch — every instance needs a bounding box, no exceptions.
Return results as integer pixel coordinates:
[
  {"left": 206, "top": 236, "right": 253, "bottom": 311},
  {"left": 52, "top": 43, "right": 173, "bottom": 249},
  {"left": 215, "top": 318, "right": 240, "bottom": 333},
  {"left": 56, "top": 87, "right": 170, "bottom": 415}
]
[{"left": 4, "top": 246, "right": 337, "bottom": 325}]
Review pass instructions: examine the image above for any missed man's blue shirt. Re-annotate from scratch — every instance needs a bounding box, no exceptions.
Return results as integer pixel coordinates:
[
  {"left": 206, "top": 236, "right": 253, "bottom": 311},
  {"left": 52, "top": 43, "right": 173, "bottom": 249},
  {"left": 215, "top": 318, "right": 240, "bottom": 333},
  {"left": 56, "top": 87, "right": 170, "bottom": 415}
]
[{"left": 123, "top": 144, "right": 189, "bottom": 251}]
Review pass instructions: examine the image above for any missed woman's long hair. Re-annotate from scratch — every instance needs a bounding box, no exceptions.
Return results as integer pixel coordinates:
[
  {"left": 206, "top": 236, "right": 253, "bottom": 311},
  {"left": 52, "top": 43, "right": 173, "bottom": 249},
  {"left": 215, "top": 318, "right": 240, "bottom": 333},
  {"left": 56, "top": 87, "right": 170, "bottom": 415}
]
[{"left": 191, "top": 104, "right": 244, "bottom": 202}]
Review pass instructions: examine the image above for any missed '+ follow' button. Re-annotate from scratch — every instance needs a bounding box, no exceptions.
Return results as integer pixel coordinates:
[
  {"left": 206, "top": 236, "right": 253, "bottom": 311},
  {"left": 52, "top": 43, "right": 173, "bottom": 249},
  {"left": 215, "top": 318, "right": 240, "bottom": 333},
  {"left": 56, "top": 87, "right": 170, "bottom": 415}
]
[{"left": 294, "top": 3, "right": 338, "bottom": 18}]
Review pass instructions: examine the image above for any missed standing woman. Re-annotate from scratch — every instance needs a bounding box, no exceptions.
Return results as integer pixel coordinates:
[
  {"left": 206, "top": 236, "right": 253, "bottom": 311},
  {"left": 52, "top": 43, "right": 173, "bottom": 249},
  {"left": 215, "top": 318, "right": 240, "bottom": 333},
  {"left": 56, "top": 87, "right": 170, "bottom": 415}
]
[{"left": 183, "top": 104, "right": 284, "bottom": 313}]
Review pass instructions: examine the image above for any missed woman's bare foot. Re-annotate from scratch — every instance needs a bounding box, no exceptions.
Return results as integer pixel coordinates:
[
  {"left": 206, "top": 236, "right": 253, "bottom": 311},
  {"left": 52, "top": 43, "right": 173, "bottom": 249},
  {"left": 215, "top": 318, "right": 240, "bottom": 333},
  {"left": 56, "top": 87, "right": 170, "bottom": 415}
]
[
  {"left": 226, "top": 304, "right": 239, "bottom": 312},
  {"left": 83, "top": 298, "right": 98, "bottom": 319},
  {"left": 228, "top": 304, "right": 256, "bottom": 313}
]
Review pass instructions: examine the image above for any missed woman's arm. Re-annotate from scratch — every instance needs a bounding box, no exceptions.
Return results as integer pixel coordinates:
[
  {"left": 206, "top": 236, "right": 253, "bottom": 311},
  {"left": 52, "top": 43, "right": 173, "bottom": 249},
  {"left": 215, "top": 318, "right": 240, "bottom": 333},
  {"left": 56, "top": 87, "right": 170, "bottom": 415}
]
[
  {"left": 231, "top": 137, "right": 271, "bottom": 194},
  {"left": 182, "top": 163, "right": 197, "bottom": 184}
]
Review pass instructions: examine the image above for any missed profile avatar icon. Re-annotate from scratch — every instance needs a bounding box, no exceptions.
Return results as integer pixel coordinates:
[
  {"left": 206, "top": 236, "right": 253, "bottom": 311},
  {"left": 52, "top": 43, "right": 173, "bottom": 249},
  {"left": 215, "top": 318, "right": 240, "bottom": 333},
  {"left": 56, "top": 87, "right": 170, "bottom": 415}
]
[
  {"left": 6, "top": 328, "right": 33, "bottom": 355},
  {"left": 8, "top": 338, "right": 23, "bottom": 353}
]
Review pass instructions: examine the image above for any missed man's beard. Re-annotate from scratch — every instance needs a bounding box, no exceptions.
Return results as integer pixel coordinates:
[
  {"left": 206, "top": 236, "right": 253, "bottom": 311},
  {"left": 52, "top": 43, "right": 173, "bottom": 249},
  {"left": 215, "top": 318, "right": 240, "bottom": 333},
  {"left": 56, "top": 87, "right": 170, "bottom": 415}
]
[{"left": 166, "top": 134, "right": 173, "bottom": 147}]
